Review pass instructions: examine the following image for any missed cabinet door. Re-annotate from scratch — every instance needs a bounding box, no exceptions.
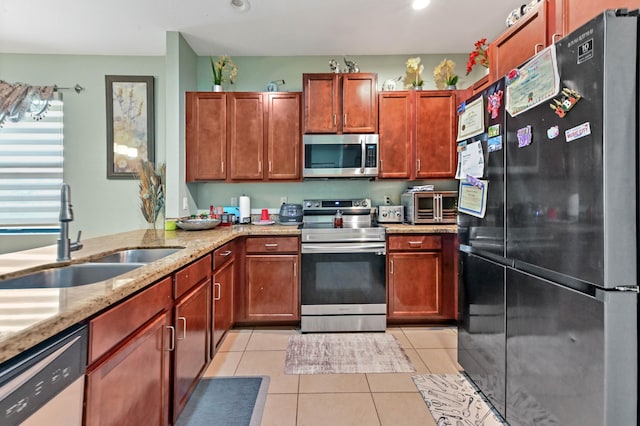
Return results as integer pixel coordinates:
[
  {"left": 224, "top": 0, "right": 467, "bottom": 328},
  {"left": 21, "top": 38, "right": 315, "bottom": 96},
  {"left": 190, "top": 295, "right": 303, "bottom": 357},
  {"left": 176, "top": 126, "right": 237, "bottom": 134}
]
[
  {"left": 212, "top": 258, "right": 234, "bottom": 351},
  {"left": 415, "top": 91, "right": 457, "bottom": 178},
  {"left": 388, "top": 252, "right": 443, "bottom": 319},
  {"left": 555, "top": 0, "right": 640, "bottom": 38},
  {"left": 342, "top": 73, "right": 378, "bottom": 133},
  {"left": 303, "top": 74, "right": 340, "bottom": 133},
  {"left": 378, "top": 92, "right": 412, "bottom": 179},
  {"left": 173, "top": 280, "right": 210, "bottom": 422},
  {"left": 228, "top": 93, "right": 265, "bottom": 180},
  {"left": 267, "top": 92, "right": 301, "bottom": 180},
  {"left": 245, "top": 254, "right": 299, "bottom": 320},
  {"left": 85, "top": 311, "right": 172, "bottom": 426},
  {"left": 489, "top": 1, "right": 547, "bottom": 81},
  {"left": 185, "top": 92, "right": 227, "bottom": 181}
]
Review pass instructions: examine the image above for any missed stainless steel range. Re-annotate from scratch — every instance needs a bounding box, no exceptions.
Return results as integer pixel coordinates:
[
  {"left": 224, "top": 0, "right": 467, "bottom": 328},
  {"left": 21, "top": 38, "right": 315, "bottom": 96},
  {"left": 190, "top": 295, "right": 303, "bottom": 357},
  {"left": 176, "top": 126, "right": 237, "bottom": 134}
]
[{"left": 300, "top": 198, "right": 386, "bottom": 332}]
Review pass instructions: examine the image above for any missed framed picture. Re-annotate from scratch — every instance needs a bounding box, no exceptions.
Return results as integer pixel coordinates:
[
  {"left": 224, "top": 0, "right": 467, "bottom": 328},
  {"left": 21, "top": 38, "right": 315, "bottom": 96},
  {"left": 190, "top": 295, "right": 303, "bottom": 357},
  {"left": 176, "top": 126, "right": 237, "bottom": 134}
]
[{"left": 105, "top": 75, "right": 155, "bottom": 179}]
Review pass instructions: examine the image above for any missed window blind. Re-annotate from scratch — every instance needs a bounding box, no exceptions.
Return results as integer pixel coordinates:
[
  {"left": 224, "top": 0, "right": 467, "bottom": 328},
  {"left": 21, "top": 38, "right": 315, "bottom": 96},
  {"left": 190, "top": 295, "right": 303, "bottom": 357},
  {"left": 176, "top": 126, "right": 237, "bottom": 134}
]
[{"left": 0, "top": 98, "right": 63, "bottom": 233}]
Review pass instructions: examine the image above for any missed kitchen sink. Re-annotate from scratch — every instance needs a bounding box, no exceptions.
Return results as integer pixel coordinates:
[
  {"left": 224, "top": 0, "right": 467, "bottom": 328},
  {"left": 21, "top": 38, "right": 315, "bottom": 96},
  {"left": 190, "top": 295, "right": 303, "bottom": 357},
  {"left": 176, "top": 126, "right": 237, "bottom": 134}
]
[
  {"left": 0, "top": 263, "right": 144, "bottom": 289},
  {"left": 89, "top": 248, "right": 183, "bottom": 264}
]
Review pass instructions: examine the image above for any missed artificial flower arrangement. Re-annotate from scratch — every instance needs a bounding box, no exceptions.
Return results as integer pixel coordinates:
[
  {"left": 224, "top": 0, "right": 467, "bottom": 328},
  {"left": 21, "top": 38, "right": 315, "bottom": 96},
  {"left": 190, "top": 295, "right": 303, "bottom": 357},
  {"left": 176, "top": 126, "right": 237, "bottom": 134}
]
[
  {"left": 210, "top": 55, "right": 238, "bottom": 86},
  {"left": 405, "top": 56, "right": 424, "bottom": 87},
  {"left": 433, "top": 59, "right": 459, "bottom": 89},
  {"left": 466, "top": 38, "right": 490, "bottom": 75}
]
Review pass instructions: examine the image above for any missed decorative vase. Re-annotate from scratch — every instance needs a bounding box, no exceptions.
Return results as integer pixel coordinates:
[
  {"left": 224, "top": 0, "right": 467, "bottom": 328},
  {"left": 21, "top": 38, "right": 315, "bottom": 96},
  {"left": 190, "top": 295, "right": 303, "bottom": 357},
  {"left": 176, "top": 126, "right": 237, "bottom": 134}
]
[
  {"left": 212, "top": 84, "right": 223, "bottom": 92},
  {"left": 445, "top": 85, "right": 457, "bottom": 90},
  {"left": 414, "top": 86, "right": 423, "bottom": 91}
]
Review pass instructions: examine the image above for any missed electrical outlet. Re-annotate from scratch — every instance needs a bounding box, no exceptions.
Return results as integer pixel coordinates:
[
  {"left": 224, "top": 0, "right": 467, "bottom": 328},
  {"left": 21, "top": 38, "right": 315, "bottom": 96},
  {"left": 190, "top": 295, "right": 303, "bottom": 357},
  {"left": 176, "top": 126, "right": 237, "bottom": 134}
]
[
  {"left": 182, "top": 197, "right": 188, "bottom": 210},
  {"left": 280, "top": 196, "right": 288, "bottom": 204},
  {"left": 384, "top": 195, "right": 392, "bottom": 205},
  {"left": 231, "top": 196, "right": 238, "bottom": 206}
]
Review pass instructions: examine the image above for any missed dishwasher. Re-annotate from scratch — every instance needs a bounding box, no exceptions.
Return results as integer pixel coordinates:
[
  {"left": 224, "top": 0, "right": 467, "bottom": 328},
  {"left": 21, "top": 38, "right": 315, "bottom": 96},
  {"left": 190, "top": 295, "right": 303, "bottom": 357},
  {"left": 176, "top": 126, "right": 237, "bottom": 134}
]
[{"left": 0, "top": 325, "right": 87, "bottom": 426}]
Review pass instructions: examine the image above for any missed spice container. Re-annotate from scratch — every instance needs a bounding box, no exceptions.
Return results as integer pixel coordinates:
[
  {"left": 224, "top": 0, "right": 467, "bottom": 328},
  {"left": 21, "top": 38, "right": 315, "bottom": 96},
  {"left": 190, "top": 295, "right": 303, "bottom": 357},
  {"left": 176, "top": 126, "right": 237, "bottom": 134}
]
[{"left": 333, "top": 210, "right": 343, "bottom": 228}]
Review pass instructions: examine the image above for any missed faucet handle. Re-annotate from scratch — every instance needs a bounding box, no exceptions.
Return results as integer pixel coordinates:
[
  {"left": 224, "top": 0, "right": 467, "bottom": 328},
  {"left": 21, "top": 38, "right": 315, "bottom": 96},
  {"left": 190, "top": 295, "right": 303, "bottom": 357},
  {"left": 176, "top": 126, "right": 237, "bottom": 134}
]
[{"left": 71, "top": 230, "right": 83, "bottom": 252}]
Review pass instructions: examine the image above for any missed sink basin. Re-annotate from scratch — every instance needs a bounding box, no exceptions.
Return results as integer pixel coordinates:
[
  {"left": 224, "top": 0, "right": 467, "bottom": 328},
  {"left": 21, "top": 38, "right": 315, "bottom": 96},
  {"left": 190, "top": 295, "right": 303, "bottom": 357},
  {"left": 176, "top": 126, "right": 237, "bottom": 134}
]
[
  {"left": 90, "top": 248, "right": 182, "bottom": 264},
  {"left": 0, "top": 263, "right": 144, "bottom": 290}
]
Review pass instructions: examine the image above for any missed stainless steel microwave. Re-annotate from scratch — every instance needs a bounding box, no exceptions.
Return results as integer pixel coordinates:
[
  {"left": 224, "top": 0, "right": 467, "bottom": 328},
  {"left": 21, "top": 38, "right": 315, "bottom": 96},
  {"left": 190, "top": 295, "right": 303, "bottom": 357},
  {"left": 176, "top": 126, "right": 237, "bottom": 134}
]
[{"left": 303, "top": 134, "right": 379, "bottom": 178}]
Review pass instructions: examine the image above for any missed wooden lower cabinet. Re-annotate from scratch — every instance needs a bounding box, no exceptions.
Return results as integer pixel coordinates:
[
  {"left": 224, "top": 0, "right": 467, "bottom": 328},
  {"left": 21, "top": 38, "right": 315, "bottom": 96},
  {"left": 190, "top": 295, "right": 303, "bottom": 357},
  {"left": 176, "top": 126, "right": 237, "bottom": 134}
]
[
  {"left": 85, "top": 311, "right": 172, "bottom": 426},
  {"left": 172, "top": 279, "right": 211, "bottom": 422},
  {"left": 212, "top": 257, "right": 234, "bottom": 351},
  {"left": 387, "top": 234, "right": 457, "bottom": 321},
  {"left": 244, "top": 254, "right": 299, "bottom": 321}
]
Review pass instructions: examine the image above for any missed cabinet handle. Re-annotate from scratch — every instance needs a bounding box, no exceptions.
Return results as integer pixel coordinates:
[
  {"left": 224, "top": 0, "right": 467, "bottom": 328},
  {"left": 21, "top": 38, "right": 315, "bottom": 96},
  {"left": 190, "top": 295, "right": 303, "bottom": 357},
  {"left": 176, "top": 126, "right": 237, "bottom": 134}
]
[
  {"left": 379, "top": 159, "right": 383, "bottom": 172},
  {"left": 177, "top": 316, "right": 187, "bottom": 340},
  {"left": 343, "top": 114, "right": 347, "bottom": 126},
  {"left": 417, "top": 159, "right": 421, "bottom": 171},
  {"left": 408, "top": 241, "right": 423, "bottom": 247},
  {"left": 219, "top": 250, "right": 232, "bottom": 256},
  {"left": 552, "top": 33, "right": 562, "bottom": 44},
  {"left": 264, "top": 243, "right": 279, "bottom": 248},
  {"left": 214, "top": 282, "right": 221, "bottom": 301},
  {"left": 333, "top": 114, "right": 336, "bottom": 126},
  {"left": 269, "top": 161, "right": 272, "bottom": 172},
  {"left": 294, "top": 261, "right": 297, "bottom": 277},
  {"left": 166, "top": 325, "right": 175, "bottom": 351},
  {"left": 390, "top": 260, "right": 394, "bottom": 274},
  {"left": 534, "top": 43, "right": 543, "bottom": 54},
  {"left": 258, "top": 160, "right": 262, "bottom": 173},
  {"left": 221, "top": 162, "right": 224, "bottom": 173}
]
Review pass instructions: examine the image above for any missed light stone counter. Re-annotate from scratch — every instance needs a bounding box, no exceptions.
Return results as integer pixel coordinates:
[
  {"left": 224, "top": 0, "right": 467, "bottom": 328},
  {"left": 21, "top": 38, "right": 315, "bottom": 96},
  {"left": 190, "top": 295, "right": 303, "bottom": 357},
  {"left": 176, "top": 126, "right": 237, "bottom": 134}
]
[
  {"left": 0, "top": 224, "right": 300, "bottom": 364},
  {"left": 380, "top": 223, "right": 458, "bottom": 234}
]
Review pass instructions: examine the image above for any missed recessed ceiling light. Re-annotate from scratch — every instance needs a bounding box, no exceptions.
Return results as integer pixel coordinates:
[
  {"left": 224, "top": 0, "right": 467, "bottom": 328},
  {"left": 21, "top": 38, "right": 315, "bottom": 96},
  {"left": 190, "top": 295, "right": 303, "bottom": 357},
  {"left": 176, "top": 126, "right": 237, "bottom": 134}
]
[
  {"left": 412, "top": 0, "right": 430, "bottom": 10},
  {"left": 230, "top": 0, "right": 251, "bottom": 12}
]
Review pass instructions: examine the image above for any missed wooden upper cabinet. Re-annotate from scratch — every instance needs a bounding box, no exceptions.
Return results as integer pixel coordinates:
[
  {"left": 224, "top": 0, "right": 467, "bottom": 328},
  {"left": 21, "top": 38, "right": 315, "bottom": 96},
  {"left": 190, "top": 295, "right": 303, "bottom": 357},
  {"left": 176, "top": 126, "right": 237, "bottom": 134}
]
[
  {"left": 228, "top": 92, "right": 265, "bottom": 180},
  {"left": 378, "top": 91, "right": 413, "bottom": 179},
  {"left": 489, "top": 0, "right": 547, "bottom": 81},
  {"left": 342, "top": 74, "right": 378, "bottom": 133},
  {"left": 267, "top": 92, "right": 301, "bottom": 180},
  {"left": 186, "top": 92, "right": 227, "bottom": 181},
  {"left": 303, "top": 74, "right": 340, "bottom": 133},
  {"left": 551, "top": 0, "right": 640, "bottom": 41},
  {"left": 303, "top": 73, "right": 377, "bottom": 134},
  {"left": 414, "top": 91, "right": 457, "bottom": 179}
]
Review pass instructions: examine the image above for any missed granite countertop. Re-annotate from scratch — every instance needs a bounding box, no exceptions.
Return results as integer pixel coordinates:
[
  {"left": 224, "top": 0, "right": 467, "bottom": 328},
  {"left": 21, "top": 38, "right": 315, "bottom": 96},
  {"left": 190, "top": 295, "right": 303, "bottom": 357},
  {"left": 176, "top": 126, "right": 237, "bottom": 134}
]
[{"left": 0, "top": 222, "right": 456, "bottom": 364}]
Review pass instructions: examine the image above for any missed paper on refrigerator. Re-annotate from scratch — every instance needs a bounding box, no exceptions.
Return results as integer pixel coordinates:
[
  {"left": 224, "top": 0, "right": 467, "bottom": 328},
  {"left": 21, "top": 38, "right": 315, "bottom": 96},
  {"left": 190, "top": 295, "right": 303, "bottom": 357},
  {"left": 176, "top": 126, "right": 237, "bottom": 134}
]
[{"left": 455, "top": 140, "right": 485, "bottom": 179}]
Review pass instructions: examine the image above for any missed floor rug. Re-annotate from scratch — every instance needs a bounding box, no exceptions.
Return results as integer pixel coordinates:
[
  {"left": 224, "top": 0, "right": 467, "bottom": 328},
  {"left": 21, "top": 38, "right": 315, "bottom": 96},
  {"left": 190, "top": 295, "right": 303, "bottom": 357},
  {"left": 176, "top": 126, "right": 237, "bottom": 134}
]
[
  {"left": 284, "top": 333, "right": 416, "bottom": 374},
  {"left": 413, "top": 374, "right": 506, "bottom": 426},
  {"left": 175, "top": 376, "right": 269, "bottom": 426}
]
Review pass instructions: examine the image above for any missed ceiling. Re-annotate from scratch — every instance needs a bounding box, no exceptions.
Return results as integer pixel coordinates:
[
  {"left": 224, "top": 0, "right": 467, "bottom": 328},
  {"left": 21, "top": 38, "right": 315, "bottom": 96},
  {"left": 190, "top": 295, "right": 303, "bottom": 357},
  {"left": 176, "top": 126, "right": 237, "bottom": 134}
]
[{"left": 0, "top": 0, "right": 521, "bottom": 57}]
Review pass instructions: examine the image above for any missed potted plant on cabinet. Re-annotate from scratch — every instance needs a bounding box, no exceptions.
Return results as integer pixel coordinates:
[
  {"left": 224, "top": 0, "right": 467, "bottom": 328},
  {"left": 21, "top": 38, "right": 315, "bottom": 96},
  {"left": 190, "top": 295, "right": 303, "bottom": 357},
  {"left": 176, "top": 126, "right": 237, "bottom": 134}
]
[{"left": 210, "top": 55, "right": 238, "bottom": 92}]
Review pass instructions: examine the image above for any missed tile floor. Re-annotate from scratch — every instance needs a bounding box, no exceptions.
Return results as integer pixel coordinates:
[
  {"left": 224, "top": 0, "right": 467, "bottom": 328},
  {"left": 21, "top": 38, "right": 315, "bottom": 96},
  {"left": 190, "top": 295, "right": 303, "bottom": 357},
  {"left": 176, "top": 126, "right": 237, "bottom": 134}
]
[{"left": 202, "top": 326, "right": 462, "bottom": 426}]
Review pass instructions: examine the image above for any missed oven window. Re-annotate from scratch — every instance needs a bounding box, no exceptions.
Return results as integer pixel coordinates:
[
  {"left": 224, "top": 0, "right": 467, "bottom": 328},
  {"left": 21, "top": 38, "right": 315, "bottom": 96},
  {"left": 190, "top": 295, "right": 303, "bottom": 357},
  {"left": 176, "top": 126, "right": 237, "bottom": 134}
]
[
  {"left": 301, "top": 252, "right": 385, "bottom": 305},
  {"left": 304, "top": 144, "right": 362, "bottom": 169}
]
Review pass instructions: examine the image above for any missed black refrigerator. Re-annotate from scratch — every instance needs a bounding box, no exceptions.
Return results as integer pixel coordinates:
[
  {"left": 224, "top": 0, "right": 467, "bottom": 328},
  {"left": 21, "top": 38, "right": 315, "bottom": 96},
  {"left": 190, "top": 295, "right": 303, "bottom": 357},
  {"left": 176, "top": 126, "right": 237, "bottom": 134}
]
[
  {"left": 457, "top": 77, "right": 509, "bottom": 420},
  {"left": 459, "top": 10, "right": 638, "bottom": 426}
]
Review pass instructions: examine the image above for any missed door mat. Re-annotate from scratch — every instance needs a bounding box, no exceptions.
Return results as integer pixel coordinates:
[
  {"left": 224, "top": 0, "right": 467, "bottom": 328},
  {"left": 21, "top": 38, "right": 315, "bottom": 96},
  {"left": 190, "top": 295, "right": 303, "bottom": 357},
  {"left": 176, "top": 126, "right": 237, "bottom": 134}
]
[
  {"left": 412, "top": 374, "right": 506, "bottom": 426},
  {"left": 175, "top": 376, "right": 269, "bottom": 426},
  {"left": 284, "top": 333, "right": 416, "bottom": 374}
]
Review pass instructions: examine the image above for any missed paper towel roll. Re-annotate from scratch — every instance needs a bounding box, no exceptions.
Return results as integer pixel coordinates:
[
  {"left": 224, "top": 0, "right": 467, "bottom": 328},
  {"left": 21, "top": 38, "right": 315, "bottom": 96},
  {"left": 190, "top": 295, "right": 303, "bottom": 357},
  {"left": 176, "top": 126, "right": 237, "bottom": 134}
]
[{"left": 239, "top": 195, "right": 251, "bottom": 223}]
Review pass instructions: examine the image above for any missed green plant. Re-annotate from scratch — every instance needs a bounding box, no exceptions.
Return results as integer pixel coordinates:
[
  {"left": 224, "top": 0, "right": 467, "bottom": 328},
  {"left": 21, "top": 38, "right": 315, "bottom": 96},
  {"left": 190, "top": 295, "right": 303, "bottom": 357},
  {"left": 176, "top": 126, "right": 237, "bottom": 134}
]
[{"left": 210, "top": 55, "right": 238, "bottom": 85}]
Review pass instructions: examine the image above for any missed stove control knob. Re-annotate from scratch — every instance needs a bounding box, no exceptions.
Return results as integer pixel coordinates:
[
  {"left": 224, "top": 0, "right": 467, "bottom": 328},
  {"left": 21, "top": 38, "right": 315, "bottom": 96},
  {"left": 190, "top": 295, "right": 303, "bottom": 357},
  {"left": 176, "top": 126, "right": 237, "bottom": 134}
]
[
  {"left": 313, "top": 201, "right": 320, "bottom": 208},
  {"left": 305, "top": 201, "right": 313, "bottom": 208},
  {"left": 361, "top": 200, "right": 368, "bottom": 207},
  {"left": 354, "top": 200, "right": 360, "bottom": 206}
]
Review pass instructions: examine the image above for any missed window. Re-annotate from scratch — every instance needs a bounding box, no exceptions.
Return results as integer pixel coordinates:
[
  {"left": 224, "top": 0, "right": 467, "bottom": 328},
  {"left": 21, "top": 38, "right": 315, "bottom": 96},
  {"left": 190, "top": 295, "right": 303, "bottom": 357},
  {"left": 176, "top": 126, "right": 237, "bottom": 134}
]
[{"left": 0, "top": 98, "right": 63, "bottom": 234}]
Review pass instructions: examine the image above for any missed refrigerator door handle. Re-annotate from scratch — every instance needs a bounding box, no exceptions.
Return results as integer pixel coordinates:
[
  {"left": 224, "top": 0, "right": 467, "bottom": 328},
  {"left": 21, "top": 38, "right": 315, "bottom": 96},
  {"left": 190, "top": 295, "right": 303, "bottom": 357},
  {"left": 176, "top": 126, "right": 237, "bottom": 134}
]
[{"left": 614, "top": 286, "right": 640, "bottom": 293}]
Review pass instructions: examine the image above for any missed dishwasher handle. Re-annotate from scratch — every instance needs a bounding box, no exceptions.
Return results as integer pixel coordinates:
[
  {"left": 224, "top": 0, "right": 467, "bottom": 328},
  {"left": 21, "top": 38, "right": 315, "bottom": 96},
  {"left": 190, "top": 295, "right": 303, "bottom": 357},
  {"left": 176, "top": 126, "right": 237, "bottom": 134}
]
[{"left": 302, "top": 242, "right": 386, "bottom": 255}]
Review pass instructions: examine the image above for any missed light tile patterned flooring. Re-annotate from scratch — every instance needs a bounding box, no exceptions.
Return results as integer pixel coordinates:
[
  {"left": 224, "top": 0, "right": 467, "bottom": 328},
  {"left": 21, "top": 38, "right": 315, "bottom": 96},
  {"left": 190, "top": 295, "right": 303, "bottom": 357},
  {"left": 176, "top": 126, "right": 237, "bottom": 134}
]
[{"left": 202, "top": 326, "right": 462, "bottom": 426}]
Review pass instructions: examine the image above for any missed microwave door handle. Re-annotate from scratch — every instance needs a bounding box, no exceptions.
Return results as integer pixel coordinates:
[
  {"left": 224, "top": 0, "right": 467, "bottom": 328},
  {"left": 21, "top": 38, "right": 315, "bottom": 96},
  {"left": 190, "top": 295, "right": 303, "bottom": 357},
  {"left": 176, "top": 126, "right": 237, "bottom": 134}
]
[
  {"left": 360, "top": 138, "right": 366, "bottom": 173},
  {"left": 434, "top": 194, "right": 440, "bottom": 222},
  {"left": 437, "top": 194, "right": 443, "bottom": 221}
]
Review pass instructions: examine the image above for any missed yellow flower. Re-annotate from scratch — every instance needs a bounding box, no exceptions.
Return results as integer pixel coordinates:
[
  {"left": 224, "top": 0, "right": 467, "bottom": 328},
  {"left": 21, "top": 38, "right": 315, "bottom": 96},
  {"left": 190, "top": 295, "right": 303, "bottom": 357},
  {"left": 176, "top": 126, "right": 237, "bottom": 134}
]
[
  {"left": 405, "top": 57, "right": 424, "bottom": 87},
  {"left": 433, "top": 59, "right": 459, "bottom": 90}
]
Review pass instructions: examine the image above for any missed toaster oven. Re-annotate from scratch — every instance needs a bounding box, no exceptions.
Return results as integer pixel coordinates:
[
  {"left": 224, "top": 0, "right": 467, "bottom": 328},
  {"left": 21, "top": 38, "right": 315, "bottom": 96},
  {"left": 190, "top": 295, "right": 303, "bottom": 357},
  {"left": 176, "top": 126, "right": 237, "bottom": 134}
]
[{"left": 401, "top": 191, "right": 458, "bottom": 224}]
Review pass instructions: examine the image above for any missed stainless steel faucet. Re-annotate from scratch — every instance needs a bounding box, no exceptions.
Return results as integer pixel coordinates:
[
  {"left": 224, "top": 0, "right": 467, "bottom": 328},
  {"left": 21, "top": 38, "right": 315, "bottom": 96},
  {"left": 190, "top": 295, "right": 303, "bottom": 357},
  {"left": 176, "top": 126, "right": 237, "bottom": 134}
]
[{"left": 57, "top": 183, "right": 83, "bottom": 261}]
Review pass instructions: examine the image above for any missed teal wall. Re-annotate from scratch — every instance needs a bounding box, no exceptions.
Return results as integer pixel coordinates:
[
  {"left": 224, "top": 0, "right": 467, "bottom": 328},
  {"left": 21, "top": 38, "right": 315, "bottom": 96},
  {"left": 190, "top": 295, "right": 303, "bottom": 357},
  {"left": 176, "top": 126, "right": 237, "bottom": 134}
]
[{"left": 0, "top": 37, "right": 483, "bottom": 253}]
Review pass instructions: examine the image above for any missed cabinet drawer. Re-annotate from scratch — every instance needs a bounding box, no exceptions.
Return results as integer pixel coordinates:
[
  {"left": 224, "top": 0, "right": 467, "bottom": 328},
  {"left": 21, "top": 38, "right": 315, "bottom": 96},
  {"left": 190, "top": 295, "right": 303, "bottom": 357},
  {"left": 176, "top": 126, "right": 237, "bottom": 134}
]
[
  {"left": 388, "top": 235, "right": 442, "bottom": 251},
  {"left": 175, "top": 254, "right": 212, "bottom": 299},
  {"left": 245, "top": 236, "right": 299, "bottom": 253},
  {"left": 213, "top": 241, "right": 235, "bottom": 269},
  {"left": 89, "top": 277, "right": 172, "bottom": 364}
]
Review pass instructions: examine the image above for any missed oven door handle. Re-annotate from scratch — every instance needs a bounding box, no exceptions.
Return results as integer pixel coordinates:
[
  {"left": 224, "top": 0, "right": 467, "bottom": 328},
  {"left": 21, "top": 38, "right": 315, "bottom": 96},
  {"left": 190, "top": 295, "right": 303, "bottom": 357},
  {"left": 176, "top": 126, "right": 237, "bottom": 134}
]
[{"left": 302, "top": 243, "right": 386, "bottom": 254}]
